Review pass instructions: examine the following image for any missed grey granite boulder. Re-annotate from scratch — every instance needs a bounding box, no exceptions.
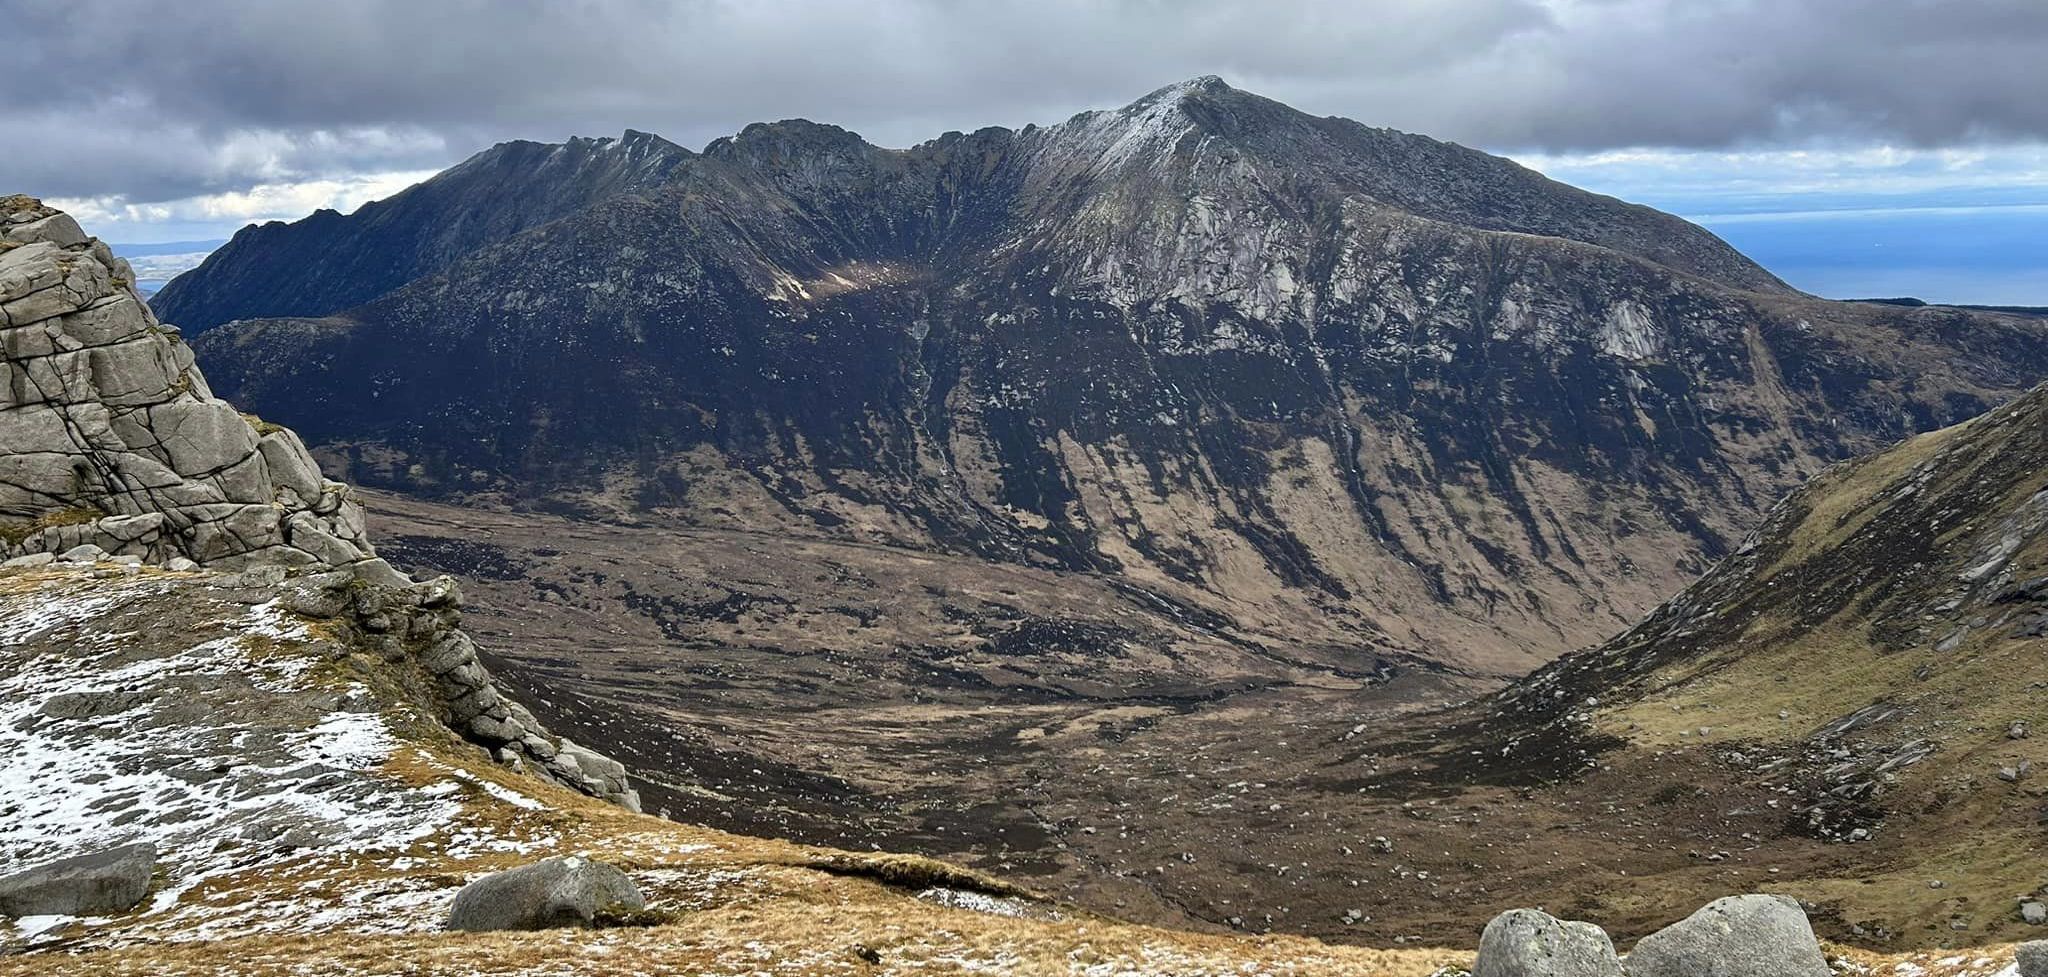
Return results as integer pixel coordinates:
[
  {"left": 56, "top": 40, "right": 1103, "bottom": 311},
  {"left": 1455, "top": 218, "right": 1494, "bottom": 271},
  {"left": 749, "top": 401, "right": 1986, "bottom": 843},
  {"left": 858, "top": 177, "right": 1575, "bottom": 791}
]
[
  {"left": 2017, "top": 940, "right": 2048, "bottom": 977},
  {"left": 0, "top": 843, "right": 155, "bottom": 917},
  {"left": 1623, "top": 895, "right": 1828, "bottom": 977},
  {"left": 1475, "top": 908, "right": 1622, "bottom": 977},
  {"left": 445, "top": 856, "right": 644, "bottom": 931}
]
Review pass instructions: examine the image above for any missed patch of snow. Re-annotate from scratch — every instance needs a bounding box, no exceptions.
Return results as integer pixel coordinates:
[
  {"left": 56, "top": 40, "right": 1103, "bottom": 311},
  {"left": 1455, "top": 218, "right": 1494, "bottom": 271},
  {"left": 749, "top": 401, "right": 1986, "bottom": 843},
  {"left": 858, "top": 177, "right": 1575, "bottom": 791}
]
[
  {"left": 0, "top": 577, "right": 478, "bottom": 948},
  {"left": 449, "top": 766, "right": 545, "bottom": 810},
  {"left": 916, "top": 886, "right": 1057, "bottom": 920},
  {"left": 0, "top": 585, "right": 132, "bottom": 645},
  {"left": 8, "top": 915, "right": 73, "bottom": 940}
]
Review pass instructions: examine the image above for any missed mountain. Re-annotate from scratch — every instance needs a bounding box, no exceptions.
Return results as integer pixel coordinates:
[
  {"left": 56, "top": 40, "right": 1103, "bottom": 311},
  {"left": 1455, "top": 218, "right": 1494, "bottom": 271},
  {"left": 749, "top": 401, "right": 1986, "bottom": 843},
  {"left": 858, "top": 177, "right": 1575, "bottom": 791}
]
[
  {"left": 148, "top": 130, "right": 691, "bottom": 333},
  {"left": 28, "top": 201, "right": 2016, "bottom": 977},
  {"left": 175, "top": 78, "right": 2048, "bottom": 679},
  {"left": 8, "top": 181, "right": 2043, "bottom": 976}
]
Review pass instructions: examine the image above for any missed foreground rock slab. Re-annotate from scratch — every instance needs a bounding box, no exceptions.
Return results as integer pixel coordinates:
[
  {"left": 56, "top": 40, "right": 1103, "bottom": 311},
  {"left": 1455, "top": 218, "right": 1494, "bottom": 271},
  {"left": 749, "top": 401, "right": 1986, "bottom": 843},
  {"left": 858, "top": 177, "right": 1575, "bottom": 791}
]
[
  {"left": 1622, "top": 894, "right": 1828, "bottom": 977},
  {"left": 1474, "top": 908, "right": 1622, "bottom": 977},
  {"left": 0, "top": 843, "right": 155, "bottom": 917},
  {"left": 445, "top": 856, "right": 645, "bottom": 932}
]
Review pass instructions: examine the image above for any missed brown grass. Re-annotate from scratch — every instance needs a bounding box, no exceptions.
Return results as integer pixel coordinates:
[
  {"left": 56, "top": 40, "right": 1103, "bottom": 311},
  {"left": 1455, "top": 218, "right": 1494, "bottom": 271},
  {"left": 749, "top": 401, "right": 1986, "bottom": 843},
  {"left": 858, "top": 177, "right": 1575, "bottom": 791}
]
[
  {"left": 0, "top": 506, "right": 101, "bottom": 546},
  {"left": 0, "top": 735, "right": 1476, "bottom": 976}
]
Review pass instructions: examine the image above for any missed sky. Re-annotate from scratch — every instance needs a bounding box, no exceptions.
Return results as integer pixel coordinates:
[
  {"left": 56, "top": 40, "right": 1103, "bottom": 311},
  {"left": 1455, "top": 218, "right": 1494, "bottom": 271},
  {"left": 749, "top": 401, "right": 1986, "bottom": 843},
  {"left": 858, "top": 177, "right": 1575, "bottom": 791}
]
[{"left": 5, "top": 0, "right": 2046, "bottom": 304}]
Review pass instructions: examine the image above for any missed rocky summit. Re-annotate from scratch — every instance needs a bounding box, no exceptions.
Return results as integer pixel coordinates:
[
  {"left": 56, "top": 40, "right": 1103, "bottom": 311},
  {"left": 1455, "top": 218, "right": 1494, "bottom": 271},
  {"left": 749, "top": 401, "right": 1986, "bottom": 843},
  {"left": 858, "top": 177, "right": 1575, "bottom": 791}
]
[{"left": 174, "top": 78, "right": 2048, "bottom": 680}]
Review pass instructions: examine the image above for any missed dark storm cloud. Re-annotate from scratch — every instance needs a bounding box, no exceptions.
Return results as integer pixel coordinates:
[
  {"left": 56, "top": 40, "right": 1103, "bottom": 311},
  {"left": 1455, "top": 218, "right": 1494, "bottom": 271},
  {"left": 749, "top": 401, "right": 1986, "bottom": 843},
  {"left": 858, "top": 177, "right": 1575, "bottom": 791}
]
[{"left": 5, "top": 0, "right": 2046, "bottom": 203}]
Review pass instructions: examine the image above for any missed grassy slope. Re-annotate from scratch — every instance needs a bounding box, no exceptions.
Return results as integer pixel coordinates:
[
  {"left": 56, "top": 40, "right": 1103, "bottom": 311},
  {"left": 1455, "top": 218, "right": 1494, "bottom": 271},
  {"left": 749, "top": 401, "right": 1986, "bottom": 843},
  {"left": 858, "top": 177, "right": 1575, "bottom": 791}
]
[{"left": 1515, "top": 385, "right": 2048, "bottom": 944}]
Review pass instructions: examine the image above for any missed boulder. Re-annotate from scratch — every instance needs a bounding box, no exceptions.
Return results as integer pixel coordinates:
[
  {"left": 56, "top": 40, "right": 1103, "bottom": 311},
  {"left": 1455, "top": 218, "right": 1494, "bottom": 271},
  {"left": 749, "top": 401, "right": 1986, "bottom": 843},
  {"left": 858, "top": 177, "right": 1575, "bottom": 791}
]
[
  {"left": 444, "top": 856, "right": 644, "bottom": 932},
  {"left": 58, "top": 543, "right": 108, "bottom": 563},
  {"left": 1622, "top": 895, "right": 1828, "bottom": 977},
  {"left": 1475, "top": 908, "right": 1622, "bottom": 977},
  {"left": 2017, "top": 940, "right": 2048, "bottom": 977},
  {"left": 0, "top": 843, "right": 156, "bottom": 917}
]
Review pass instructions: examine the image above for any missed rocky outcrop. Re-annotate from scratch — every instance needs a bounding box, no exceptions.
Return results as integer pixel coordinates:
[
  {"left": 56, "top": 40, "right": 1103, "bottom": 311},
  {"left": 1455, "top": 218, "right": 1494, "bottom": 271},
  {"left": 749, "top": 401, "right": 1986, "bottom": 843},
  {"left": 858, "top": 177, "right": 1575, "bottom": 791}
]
[
  {"left": 271, "top": 565, "right": 639, "bottom": 810},
  {"left": 1, "top": 194, "right": 372, "bottom": 569},
  {"left": 0, "top": 844, "right": 155, "bottom": 918},
  {"left": 444, "top": 856, "right": 646, "bottom": 932},
  {"left": 0, "top": 197, "right": 636, "bottom": 810}
]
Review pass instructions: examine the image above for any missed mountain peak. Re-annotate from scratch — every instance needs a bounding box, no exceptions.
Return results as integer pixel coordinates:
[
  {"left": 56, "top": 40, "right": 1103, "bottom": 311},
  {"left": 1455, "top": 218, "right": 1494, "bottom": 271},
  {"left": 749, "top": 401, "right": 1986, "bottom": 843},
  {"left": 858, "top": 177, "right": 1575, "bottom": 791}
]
[
  {"left": 1132, "top": 74, "right": 1235, "bottom": 106},
  {"left": 1034, "top": 77, "right": 1234, "bottom": 171},
  {"left": 722, "top": 118, "right": 869, "bottom": 147}
]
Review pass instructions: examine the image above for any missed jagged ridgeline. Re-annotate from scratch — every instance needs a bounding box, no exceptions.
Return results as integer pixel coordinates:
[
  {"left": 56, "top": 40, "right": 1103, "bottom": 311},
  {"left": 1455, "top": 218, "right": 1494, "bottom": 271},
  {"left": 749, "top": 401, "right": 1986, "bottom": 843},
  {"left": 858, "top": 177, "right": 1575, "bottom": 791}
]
[
  {"left": 167, "top": 77, "right": 2048, "bottom": 677},
  {"left": 0, "top": 194, "right": 637, "bottom": 810}
]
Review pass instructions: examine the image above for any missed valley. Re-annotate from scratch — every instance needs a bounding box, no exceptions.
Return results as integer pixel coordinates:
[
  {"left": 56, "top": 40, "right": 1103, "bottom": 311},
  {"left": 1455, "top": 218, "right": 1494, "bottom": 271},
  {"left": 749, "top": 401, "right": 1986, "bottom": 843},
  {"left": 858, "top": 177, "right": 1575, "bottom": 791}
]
[{"left": 367, "top": 416, "right": 2048, "bottom": 953}]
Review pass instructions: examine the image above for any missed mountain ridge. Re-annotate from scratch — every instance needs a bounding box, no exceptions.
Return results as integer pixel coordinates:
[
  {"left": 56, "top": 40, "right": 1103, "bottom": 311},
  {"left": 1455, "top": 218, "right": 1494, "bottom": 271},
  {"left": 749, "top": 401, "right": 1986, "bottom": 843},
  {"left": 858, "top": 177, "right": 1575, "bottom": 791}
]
[
  {"left": 176, "top": 78, "right": 2048, "bottom": 680},
  {"left": 147, "top": 129, "right": 694, "bottom": 333},
  {"left": 154, "top": 76, "right": 1786, "bottom": 338}
]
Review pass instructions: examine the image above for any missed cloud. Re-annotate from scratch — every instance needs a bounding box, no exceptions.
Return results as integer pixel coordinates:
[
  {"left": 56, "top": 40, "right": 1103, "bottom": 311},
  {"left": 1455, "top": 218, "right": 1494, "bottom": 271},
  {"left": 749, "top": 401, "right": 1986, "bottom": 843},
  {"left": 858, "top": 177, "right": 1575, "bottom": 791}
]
[
  {"left": 4, "top": 0, "right": 2047, "bottom": 207},
  {"left": 51, "top": 170, "right": 442, "bottom": 228}
]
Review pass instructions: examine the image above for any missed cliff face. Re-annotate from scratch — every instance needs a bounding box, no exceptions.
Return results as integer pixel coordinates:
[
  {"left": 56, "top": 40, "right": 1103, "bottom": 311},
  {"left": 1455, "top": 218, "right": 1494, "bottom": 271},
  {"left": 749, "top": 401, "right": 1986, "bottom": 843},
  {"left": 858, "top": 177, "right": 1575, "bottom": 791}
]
[
  {"left": 1, "top": 195, "right": 375, "bottom": 568},
  {"left": 175, "top": 79, "right": 2048, "bottom": 675},
  {"left": 0, "top": 196, "right": 636, "bottom": 810}
]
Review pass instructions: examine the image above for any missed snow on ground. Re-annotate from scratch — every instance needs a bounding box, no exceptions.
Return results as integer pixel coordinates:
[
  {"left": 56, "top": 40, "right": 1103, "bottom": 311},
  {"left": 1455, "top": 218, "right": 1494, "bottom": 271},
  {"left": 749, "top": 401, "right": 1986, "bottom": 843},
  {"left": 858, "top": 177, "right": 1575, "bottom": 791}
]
[
  {"left": 447, "top": 764, "right": 546, "bottom": 810},
  {"left": 1826, "top": 953, "right": 2019, "bottom": 977},
  {"left": 916, "top": 886, "right": 1061, "bottom": 921},
  {"left": 0, "top": 572, "right": 550, "bottom": 949}
]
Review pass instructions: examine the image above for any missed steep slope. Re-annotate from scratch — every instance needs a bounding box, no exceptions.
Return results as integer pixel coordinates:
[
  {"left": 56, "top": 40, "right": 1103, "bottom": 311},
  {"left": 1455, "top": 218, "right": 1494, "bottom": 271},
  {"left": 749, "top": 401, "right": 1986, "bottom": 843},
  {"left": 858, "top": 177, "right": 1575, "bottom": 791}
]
[
  {"left": 1502, "top": 379, "right": 2048, "bottom": 859},
  {"left": 184, "top": 79, "right": 2048, "bottom": 676},
  {"left": 1313, "top": 385, "right": 2048, "bottom": 947},
  {"left": 147, "top": 130, "right": 691, "bottom": 334}
]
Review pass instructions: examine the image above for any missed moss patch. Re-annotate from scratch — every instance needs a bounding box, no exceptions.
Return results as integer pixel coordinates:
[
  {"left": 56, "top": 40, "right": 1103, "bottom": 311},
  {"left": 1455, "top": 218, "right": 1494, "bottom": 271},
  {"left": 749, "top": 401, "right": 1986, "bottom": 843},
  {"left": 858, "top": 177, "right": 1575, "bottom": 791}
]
[{"left": 0, "top": 506, "right": 102, "bottom": 546}]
